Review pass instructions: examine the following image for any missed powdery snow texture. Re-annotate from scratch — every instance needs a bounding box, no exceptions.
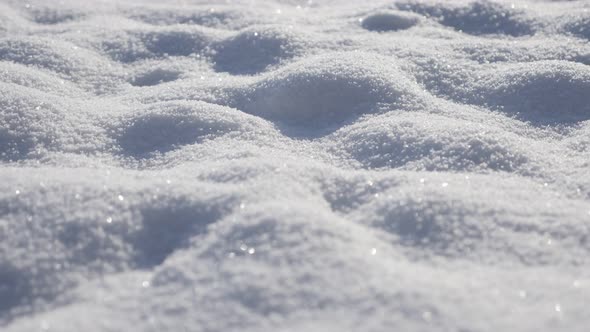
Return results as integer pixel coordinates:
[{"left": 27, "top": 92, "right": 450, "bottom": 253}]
[{"left": 1, "top": 0, "right": 590, "bottom": 331}]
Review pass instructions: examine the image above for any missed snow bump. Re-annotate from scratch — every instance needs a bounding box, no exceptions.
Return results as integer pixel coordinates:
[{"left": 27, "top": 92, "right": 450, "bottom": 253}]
[
  {"left": 231, "top": 52, "right": 422, "bottom": 129},
  {"left": 361, "top": 11, "right": 421, "bottom": 32}
]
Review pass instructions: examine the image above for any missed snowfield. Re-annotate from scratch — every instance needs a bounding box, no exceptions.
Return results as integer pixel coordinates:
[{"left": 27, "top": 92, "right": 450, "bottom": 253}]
[{"left": 1, "top": 0, "right": 590, "bottom": 331}]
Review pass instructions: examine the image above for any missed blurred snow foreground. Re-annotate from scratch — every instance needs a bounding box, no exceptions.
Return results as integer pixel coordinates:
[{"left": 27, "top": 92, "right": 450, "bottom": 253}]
[{"left": 1, "top": 0, "right": 590, "bottom": 330}]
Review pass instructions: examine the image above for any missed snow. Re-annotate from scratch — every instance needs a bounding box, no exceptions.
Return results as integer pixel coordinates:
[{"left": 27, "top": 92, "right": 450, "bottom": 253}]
[{"left": 1, "top": 0, "right": 590, "bottom": 331}]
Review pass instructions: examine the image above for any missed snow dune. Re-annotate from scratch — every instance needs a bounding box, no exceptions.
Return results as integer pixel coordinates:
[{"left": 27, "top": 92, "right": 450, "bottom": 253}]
[{"left": 1, "top": 0, "right": 590, "bottom": 331}]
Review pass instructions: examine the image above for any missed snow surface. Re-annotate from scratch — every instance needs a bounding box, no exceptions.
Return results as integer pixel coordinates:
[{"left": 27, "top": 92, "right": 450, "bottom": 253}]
[{"left": 1, "top": 0, "right": 590, "bottom": 331}]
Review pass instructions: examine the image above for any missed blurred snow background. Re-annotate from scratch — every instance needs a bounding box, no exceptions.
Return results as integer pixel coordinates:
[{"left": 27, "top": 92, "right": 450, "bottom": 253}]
[{"left": 1, "top": 0, "right": 590, "bottom": 331}]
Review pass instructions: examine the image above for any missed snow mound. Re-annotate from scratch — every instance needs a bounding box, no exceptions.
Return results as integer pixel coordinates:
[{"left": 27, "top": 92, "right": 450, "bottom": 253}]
[
  {"left": 141, "top": 28, "right": 214, "bottom": 57},
  {"left": 0, "top": 37, "right": 124, "bottom": 93},
  {"left": 563, "top": 14, "right": 590, "bottom": 40},
  {"left": 361, "top": 11, "right": 421, "bottom": 32},
  {"left": 0, "top": 62, "right": 84, "bottom": 96},
  {"left": 213, "top": 26, "right": 308, "bottom": 75},
  {"left": 0, "top": 84, "right": 103, "bottom": 161},
  {"left": 130, "top": 68, "right": 181, "bottom": 87},
  {"left": 473, "top": 61, "right": 590, "bottom": 124},
  {"left": 114, "top": 101, "right": 264, "bottom": 158},
  {"left": 27, "top": 6, "right": 87, "bottom": 25},
  {"left": 230, "top": 52, "right": 422, "bottom": 128},
  {"left": 128, "top": 6, "right": 257, "bottom": 30},
  {"left": 348, "top": 173, "right": 590, "bottom": 264},
  {"left": 0, "top": 37, "right": 97, "bottom": 75},
  {"left": 329, "top": 112, "right": 530, "bottom": 172},
  {"left": 397, "top": 0, "right": 535, "bottom": 36}
]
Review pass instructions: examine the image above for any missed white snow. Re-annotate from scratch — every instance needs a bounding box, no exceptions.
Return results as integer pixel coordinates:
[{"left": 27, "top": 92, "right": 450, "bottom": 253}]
[{"left": 1, "top": 0, "right": 590, "bottom": 331}]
